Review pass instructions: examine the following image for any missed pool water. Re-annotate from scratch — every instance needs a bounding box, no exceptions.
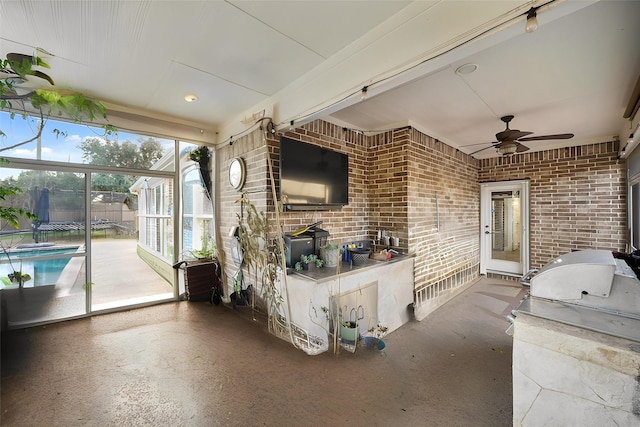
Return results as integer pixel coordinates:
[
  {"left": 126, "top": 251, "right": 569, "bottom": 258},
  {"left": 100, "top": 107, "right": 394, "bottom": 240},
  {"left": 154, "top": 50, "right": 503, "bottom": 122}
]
[{"left": 0, "top": 247, "right": 80, "bottom": 287}]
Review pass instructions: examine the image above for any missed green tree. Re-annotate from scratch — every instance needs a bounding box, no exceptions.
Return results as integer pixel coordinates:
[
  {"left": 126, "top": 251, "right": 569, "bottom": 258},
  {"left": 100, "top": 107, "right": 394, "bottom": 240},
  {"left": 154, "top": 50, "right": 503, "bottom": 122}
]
[
  {"left": 52, "top": 171, "right": 84, "bottom": 192},
  {"left": 78, "top": 137, "right": 164, "bottom": 169},
  {"left": 78, "top": 136, "right": 165, "bottom": 193}
]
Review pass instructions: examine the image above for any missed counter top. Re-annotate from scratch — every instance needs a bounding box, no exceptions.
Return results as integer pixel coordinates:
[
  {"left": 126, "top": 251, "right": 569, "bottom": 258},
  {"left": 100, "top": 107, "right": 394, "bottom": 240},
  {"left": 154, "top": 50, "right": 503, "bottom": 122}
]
[{"left": 290, "top": 254, "right": 413, "bottom": 283}]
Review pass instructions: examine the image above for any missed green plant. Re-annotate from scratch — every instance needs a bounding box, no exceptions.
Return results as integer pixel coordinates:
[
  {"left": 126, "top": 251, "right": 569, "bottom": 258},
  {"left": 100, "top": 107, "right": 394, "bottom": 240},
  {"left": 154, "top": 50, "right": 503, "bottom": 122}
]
[
  {"left": 189, "top": 232, "right": 217, "bottom": 260},
  {"left": 1, "top": 160, "right": 36, "bottom": 288},
  {"left": 235, "top": 192, "right": 285, "bottom": 315},
  {"left": 189, "top": 145, "right": 212, "bottom": 199},
  {"left": 0, "top": 158, "right": 39, "bottom": 229},
  {"left": 2, "top": 270, "right": 31, "bottom": 288},
  {"left": 7, "top": 270, "right": 31, "bottom": 285},
  {"left": 1, "top": 50, "right": 116, "bottom": 288},
  {"left": 1, "top": 50, "right": 115, "bottom": 155},
  {"left": 0, "top": 243, "right": 32, "bottom": 288},
  {"left": 188, "top": 145, "right": 209, "bottom": 162},
  {"left": 367, "top": 322, "right": 388, "bottom": 339},
  {"left": 295, "top": 253, "right": 324, "bottom": 271}
]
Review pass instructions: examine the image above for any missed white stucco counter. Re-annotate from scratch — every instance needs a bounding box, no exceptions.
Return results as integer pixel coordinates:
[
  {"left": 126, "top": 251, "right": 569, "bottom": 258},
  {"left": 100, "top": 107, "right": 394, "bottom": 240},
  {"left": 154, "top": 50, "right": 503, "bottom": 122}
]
[
  {"left": 512, "top": 312, "right": 640, "bottom": 426},
  {"left": 274, "top": 256, "right": 415, "bottom": 355}
]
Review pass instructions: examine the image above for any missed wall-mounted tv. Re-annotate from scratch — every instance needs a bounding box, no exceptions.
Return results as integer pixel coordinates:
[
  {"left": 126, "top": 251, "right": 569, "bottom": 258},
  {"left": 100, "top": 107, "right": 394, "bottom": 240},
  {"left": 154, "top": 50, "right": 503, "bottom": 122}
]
[{"left": 279, "top": 136, "right": 349, "bottom": 210}]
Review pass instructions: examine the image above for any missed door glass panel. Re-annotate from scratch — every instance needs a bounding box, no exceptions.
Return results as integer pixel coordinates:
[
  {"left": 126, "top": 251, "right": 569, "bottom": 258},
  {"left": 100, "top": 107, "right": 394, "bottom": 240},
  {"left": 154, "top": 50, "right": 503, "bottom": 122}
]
[
  {"left": 90, "top": 173, "right": 174, "bottom": 311},
  {"left": 182, "top": 166, "right": 214, "bottom": 255},
  {"left": 1, "top": 167, "right": 87, "bottom": 327},
  {"left": 491, "top": 190, "right": 521, "bottom": 263}
]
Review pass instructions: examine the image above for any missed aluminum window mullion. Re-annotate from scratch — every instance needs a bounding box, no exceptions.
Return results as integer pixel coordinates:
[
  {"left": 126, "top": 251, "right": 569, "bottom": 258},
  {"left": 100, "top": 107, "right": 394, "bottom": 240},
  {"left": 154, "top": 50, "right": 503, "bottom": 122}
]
[
  {"left": 85, "top": 172, "right": 92, "bottom": 315},
  {"left": 2, "top": 157, "right": 174, "bottom": 179}
]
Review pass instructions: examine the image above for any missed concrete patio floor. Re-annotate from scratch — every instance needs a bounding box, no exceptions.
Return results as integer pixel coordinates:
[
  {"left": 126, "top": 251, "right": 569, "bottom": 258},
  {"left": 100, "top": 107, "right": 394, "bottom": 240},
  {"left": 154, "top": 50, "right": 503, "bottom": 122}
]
[
  {"left": 1, "top": 239, "right": 173, "bottom": 328},
  {"left": 0, "top": 277, "right": 526, "bottom": 426}
]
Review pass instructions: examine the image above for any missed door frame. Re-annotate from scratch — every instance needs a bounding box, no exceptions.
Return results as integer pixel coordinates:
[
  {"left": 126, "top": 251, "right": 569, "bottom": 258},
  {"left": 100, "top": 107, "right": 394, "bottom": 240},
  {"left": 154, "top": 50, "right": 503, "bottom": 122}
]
[{"left": 480, "top": 180, "right": 530, "bottom": 276}]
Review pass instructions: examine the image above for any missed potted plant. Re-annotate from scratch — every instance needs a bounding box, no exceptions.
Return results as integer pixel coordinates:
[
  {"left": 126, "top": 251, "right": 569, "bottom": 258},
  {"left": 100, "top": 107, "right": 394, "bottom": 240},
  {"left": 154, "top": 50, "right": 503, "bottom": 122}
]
[
  {"left": 295, "top": 253, "right": 324, "bottom": 271},
  {"left": 365, "top": 322, "right": 389, "bottom": 351},
  {"left": 173, "top": 231, "right": 221, "bottom": 302},
  {"left": 188, "top": 232, "right": 217, "bottom": 261},
  {"left": 340, "top": 320, "right": 358, "bottom": 343},
  {"left": 319, "top": 242, "right": 341, "bottom": 268}
]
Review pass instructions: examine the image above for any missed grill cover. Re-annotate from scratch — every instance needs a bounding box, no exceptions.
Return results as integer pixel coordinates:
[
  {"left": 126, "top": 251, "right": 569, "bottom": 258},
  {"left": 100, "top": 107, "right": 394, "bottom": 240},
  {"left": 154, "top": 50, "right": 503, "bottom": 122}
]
[{"left": 529, "top": 250, "right": 616, "bottom": 300}]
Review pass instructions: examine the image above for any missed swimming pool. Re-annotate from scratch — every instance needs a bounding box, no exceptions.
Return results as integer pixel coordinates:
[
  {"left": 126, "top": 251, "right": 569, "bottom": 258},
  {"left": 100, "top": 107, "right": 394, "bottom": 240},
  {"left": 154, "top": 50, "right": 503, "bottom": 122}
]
[{"left": 0, "top": 246, "right": 82, "bottom": 287}]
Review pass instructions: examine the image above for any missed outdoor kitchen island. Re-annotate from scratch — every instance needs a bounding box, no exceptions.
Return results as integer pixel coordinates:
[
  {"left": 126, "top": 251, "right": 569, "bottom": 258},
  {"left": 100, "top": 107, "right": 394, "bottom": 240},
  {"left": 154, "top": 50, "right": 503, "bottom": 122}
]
[
  {"left": 273, "top": 255, "right": 414, "bottom": 355},
  {"left": 509, "top": 250, "right": 640, "bottom": 425}
]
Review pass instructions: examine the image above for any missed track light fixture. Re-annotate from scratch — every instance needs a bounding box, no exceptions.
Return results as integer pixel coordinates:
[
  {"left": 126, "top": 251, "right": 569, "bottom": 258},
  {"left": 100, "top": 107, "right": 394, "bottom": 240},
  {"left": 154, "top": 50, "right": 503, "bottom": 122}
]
[
  {"left": 525, "top": 7, "right": 539, "bottom": 33},
  {"left": 361, "top": 86, "right": 369, "bottom": 100}
]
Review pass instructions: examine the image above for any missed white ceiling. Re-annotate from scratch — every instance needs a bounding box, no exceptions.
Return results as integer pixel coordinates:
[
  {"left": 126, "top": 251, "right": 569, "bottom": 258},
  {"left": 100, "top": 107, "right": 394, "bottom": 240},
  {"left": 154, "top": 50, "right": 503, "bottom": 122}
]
[
  {"left": 1, "top": 0, "right": 639, "bottom": 158},
  {"left": 330, "top": 0, "right": 640, "bottom": 158}
]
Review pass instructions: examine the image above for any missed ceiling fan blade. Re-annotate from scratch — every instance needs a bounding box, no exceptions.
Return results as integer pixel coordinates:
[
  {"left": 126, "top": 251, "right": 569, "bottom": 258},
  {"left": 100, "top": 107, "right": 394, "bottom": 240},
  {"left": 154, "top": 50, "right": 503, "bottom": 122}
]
[
  {"left": 518, "top": 133, "right": 574, "bottom": 142},
  {"left": 458, "top": 141, "right": 497, "bottom": 148},
  {"left": 516, "top": 143, "right": 530, "bottom": 153},
  {"left": 469, "top": 145, "right": 495, "bottom": 156},
  {"left": 496, "top": 129, "right": 533, "bottom": 141}
]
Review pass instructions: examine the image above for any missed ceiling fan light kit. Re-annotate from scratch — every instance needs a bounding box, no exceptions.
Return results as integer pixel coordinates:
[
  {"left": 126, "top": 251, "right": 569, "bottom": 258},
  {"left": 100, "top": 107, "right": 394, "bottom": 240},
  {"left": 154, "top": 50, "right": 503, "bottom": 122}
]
[
  {"left": 468, "top": 114, "right": 574, "bottom": 157},
  {"left": 498, "top": 142, "right": 518, "bottom": 155}
]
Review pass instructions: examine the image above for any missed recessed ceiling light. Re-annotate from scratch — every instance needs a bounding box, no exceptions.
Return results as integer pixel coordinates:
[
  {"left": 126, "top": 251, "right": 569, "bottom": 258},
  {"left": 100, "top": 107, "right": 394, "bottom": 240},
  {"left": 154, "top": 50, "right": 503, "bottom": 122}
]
[
  {"left": 455, "top": 64, "right": 478, "bottom": 75},
  {"left": 184, "top": 94, "right": 198, "bottom": 102}
]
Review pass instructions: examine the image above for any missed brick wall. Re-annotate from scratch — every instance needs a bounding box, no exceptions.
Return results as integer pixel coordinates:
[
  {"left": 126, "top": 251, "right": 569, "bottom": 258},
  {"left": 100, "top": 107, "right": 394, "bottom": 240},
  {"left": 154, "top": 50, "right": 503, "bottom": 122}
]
[
  {"left": 216, "top": 129, "right": 270, "bottom": 289},
  {"left": 215, "top": 121, "right": 373, "bottom": 296},
  {"left": 214, "top": 120, "right": 480, "bottom": 318},
  {"left": 213, "top": 121, "right": 625, "bottom": 320},
  {"left": 478, "top": 142, "right": 626, "bottom": 269},
  {"left": 275, "top": 122, "right": 371, "bottom": 245},
  {"left": 404, "top": 129, "right": 480, "bottom": 318}
]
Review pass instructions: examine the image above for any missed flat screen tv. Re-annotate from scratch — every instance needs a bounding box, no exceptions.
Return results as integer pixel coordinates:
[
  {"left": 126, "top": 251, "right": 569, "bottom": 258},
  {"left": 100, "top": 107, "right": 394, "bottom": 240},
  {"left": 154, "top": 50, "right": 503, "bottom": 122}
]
[{"left": 279, "top": 136, "right": 349, "bottom": 210}]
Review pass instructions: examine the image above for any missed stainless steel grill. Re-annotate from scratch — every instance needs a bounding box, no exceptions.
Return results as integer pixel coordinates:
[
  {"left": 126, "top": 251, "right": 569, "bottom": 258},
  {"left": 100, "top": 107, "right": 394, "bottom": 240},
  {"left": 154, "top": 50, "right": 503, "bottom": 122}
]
[{"left": 510, "top": 249, "right": 640, "bottom": 342}]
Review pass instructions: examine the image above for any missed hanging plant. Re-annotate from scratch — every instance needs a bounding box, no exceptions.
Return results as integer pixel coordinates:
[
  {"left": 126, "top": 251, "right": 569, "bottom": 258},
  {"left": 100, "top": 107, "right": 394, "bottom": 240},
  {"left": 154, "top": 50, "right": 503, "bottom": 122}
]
[
  {"left": 190, "top": 145, "right": 212, "bottom": 199},
  {"left": 1, "top": 50, "right": 116, "bottom": 154}
]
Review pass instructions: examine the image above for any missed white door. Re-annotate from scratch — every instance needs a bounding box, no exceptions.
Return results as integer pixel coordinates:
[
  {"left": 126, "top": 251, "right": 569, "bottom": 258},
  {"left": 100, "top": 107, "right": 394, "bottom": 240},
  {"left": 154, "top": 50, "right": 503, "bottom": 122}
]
[{"left": 480, "top": 181, "right": 529, "bottom": 276}]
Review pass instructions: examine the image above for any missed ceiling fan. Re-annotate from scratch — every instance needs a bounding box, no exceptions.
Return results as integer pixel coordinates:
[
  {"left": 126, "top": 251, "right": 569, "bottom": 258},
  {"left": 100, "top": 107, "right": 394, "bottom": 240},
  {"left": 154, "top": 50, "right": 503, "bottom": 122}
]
[{"left": 470, "top": 115, "right": 574, "bottom": 156}]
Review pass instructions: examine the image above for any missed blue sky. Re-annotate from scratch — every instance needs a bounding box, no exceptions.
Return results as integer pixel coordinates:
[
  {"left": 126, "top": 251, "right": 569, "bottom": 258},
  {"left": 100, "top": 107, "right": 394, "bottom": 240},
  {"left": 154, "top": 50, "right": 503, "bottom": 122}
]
[{"left": 0, "top": 111, "right": 175, "bottom": 179}]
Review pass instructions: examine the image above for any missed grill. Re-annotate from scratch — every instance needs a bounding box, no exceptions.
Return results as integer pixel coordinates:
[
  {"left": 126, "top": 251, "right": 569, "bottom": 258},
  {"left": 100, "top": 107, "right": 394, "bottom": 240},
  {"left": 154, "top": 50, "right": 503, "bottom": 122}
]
[{"left": 511, "top": 249, "right": 640, "bottom": 342}]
